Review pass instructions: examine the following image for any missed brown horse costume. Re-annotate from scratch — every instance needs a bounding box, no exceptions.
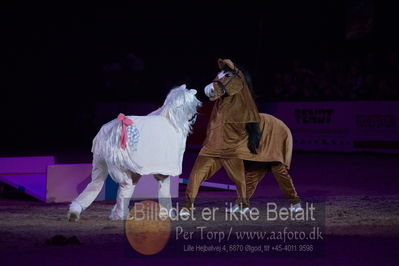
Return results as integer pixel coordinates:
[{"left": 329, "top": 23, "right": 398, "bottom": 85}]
[{"left": 184, "top": 59, "right": 300, "bottom": 211}]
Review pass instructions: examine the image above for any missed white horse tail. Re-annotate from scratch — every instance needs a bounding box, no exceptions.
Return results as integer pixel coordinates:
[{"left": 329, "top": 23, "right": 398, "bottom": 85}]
[{"left": 92, "top": 115, "right": 131, "bottom": 170}]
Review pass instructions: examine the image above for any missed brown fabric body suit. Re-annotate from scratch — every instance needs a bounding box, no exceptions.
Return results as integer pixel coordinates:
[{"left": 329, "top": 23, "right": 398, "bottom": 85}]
[{"left": 185, "top": 59, "right": 300, "bottom": 209}]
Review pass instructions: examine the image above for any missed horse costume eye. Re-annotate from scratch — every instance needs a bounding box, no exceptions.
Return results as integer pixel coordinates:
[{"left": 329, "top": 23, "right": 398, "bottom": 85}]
[{"left": 225, "top": 73, "right": 232, "bottom": 77}]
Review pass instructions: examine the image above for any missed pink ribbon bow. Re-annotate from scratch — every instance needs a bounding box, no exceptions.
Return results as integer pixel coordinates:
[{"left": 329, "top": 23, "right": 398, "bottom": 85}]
[{"left": 117, "top": 113, "right": 133, "bottom": 150}]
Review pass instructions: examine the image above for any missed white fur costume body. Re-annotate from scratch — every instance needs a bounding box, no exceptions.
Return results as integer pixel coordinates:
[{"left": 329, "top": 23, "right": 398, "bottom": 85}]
[
  {"left": 92, "top": 115, "right": 186, "bottom": 179},
  {"left": 68, "top": 85, "right": 201, "bottom": 220}
]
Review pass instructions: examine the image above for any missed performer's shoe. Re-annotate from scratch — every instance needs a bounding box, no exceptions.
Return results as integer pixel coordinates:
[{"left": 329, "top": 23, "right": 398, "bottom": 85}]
[
  {"left": 226, "top": 204, "right": 240, "bottom": 213},
  {"left": 227, "top": 204, "right": 251, "bottom": 214},
  {"left": 240, "top": 207, "right": 250, "bottom": 214},
  {"left": 289, "top": 203, "right": 303, "bottom": 213},
  {"left": 67, "top": 201, "right": 82, "bottom": 222},
  {"left": 179, "top": 208, "right": 191, "bottom": 217},
  {"left": 109, "top": 205, "right": 128, "bottom": 221},
  {"left": 168, "top": 209, "right": 177, "bottom": 219},
  {"left": 109, "top": 212, "right": 123, "bottom": 221}
]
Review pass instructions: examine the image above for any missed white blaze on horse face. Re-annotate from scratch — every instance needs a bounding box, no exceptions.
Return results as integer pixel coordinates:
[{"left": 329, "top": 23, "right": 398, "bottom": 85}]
[
  {"left": 204, "top": 83, "right": 215, "bottom": 98},
  {"left": 217, "top": 71, "right": 227, "bottom": 79},
  {"left": 204, "top": 71, "right": 226, "bottom": 98}
]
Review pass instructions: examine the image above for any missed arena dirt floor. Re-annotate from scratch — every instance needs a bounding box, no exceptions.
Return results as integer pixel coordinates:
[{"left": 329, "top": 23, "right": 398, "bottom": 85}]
[{"left": 0, "top": 151, "right": 398, "bottom": 265}]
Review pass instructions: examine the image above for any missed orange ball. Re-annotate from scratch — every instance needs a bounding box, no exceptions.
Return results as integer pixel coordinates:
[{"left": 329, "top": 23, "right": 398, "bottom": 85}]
[{"left": 125, "top": 200, "right": 171, "bottom": 255}]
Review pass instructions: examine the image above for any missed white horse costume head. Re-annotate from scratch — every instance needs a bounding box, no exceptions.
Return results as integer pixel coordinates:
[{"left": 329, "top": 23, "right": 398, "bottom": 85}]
[{"left": 149, "top": 84, "right": 201, "bottom": 136}]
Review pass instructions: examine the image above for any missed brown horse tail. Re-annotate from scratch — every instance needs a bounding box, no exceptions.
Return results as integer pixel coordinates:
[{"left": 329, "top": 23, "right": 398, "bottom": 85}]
[{"left": 245, "top": 122, "right": 261, "bottom": 154}]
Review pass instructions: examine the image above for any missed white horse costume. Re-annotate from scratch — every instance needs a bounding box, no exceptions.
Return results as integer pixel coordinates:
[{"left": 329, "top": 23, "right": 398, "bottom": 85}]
[{"left": 68, "top": 85, "right": 201, "bottom": 221}]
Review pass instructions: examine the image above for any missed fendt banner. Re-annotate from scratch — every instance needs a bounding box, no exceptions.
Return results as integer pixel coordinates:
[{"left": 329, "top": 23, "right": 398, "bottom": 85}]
[{"left": 260, "top": 101, "right": 399, "bottom": 153}]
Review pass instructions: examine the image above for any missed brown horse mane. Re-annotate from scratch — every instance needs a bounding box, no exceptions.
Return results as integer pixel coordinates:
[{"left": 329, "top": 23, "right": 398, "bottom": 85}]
[{"left": 222, "top": 63, "right": 261, "bottom": 154}]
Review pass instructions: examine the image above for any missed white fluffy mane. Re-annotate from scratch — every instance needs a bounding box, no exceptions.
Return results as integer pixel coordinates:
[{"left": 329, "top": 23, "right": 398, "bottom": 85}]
[{"left": 149, "top": 84, "right": 201, "bottom": 136}]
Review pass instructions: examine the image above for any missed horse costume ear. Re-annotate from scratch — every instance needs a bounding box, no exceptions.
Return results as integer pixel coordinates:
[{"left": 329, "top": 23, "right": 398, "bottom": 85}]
[
  {"left": 179, "top": 84, "right": 187, "bottom": 89},
  {"left": 217, "top": 58, "right": 235, "bottom": 71}
]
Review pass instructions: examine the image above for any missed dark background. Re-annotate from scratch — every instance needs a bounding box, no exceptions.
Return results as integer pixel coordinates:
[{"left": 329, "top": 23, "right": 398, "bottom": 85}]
[{"left": 1, "top": 1, "right": 398, "bottom": 150}]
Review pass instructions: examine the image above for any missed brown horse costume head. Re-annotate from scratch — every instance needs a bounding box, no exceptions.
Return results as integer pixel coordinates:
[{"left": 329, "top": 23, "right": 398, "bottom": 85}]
[{"left": 203, "top": 58, "right": 261, "bottom": 154}]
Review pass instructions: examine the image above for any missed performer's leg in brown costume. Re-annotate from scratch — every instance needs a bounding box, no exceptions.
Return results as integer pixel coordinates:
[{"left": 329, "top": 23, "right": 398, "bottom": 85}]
[
  {"left": 245, "top": 161, "right": 300, "bottom": 205},
  {"left": 244, "top": 161, "right": 268, "bottom": 201},
  {"left": 185, "top": 156, "right": 222, "bottom": 209},
  {"left": 270, "top": 162, "right": 300, "bottom": 204},
  {"left": 221, "top": 158, "right": 248, "bottom": 208},
  {"left": 185, "top": 156, "right": 248, "bottom": 209}
]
